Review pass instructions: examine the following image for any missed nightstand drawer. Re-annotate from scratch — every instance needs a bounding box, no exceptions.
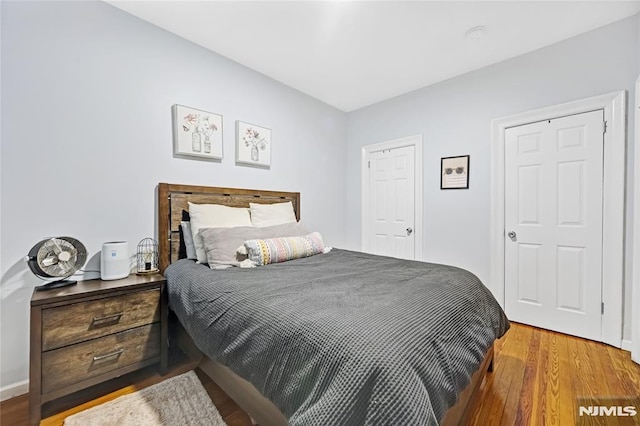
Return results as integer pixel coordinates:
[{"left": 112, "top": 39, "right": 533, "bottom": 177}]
[
  {"left": 42, "top": 289, "right": 160, "bottom": 351},
  {"left": 41, "top": 323, "right": 160, "bottom": 394}
]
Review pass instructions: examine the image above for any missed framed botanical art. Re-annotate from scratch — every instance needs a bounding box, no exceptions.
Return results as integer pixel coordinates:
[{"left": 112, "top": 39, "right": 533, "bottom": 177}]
[
  {"left": 172, "top": 104, "right": 223, "bottom": 160},
  {"left": 441, "top": 155, "right": 470, "bottom": 189},
  {"left": 236, "top": 121, "right": 271, "bottom": 168}
]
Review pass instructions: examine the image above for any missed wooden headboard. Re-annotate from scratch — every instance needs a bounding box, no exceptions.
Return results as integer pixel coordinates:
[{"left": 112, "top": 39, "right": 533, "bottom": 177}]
[{"left": 157, "top": 183, "right": 301, "bottom": 273}]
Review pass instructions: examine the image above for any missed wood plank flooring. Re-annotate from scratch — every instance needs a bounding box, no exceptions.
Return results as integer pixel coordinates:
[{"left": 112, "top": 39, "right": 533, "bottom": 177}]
[
  {"left": 467, "top": 323, "right": 640, "bottom": 425},
  {"left": 2, "top": 322, "right": 639, "bottom": 425}
]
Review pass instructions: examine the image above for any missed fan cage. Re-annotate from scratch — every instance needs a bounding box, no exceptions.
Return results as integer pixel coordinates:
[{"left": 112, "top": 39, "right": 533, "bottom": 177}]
[
  {"left": 136, "top": 238, "right": 159, "bottom": 273},
  {"left": 30, "top": 237, "right": 87, "bottom": 279}
]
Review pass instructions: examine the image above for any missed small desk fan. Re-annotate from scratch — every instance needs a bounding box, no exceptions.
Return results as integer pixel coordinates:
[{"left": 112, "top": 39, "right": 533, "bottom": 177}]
[{"left": 26, "top": 237, "right": 88, "bottom": 291}]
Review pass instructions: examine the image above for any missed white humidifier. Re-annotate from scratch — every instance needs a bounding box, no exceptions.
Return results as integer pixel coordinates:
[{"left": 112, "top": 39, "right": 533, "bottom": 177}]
[{"left": 100, "top": 241, "right": 130, "bottom": 280}]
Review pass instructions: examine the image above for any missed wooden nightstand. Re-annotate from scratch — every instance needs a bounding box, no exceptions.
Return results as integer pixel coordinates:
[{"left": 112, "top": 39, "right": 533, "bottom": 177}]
[{"left": 29, "top": 274, "right": 168, "bottom": 425}]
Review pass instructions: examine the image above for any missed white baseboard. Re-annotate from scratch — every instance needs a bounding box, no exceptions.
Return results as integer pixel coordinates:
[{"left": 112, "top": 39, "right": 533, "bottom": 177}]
[
  {"left": 621, "top": 339, "right": 632, "bottom": 352},
  {"left": 0, "top": 379, "right": 28, "bottom": 402}
]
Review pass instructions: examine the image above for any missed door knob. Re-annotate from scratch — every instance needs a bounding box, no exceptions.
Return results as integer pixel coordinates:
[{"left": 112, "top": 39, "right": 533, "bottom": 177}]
[
  {"left": 507, "top": 231, "right": 516, "bottom": 239},
  {"left": 406, "top": 227, "right": 413, "bottom": 236}
]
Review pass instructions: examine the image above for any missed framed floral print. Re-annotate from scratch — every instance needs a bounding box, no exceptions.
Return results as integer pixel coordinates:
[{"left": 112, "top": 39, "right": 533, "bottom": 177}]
[
  {"left": 236, "top": 121, "right": 271, "bottom": 168},
  {"left": 172, "top": 104, "right": 223, "bottom": 160}
]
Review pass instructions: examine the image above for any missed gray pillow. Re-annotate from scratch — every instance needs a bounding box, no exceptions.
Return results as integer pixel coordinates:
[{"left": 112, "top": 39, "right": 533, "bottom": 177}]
[{"left": 199, "top": 222, "right": 309, "bottom": 268}]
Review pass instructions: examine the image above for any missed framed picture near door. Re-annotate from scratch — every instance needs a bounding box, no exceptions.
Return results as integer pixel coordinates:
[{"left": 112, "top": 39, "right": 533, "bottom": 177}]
[{"left": 441, "top": 155, "right": 470, "bottom": 189}]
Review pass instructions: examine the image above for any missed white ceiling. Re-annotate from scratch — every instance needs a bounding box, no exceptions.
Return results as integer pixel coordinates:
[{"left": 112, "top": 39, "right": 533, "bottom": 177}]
[{"left": 108, "top": 1, "right": 640, "bottom": 112}]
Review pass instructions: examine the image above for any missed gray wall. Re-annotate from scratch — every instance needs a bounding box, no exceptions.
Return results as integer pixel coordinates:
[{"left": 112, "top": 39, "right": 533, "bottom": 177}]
[
  {"left": 346, "top": 15, "right": 639, "bottom": 339},
  {"left": 0, "top": 1, "right": 347, "bottom": 391}
]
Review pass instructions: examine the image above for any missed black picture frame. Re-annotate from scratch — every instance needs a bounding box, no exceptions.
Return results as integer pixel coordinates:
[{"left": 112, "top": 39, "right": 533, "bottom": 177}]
[{"left": 441, "top": 155, "right": 470, "bottom": 190}]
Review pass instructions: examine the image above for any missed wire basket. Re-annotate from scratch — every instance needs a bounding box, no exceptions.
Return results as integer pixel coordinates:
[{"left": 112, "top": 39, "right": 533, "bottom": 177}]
[{"left": 136, "top": 238, "right": 159, "bottom": 274}]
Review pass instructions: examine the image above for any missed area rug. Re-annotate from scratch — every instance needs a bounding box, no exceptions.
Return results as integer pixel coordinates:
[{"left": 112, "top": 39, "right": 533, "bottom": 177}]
[{"left": 64, "top": 370, "right": 227, "bottom": 426}]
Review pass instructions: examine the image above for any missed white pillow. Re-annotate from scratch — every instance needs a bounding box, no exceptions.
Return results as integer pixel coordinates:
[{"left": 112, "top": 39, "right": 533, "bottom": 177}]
[
  {"left": 180, "top": 221, "right": 197, "bottom": 260},
  {"left": 188, "top": 202, "right": 252, "bottom": 263},
  {"left": 249, "top": 201, "right": 297, "bottom": 227}
]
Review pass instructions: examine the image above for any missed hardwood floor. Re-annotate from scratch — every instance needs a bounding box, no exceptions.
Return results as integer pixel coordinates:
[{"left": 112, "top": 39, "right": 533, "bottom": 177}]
[
  {"left": 467, "top": 323, "right": 640, "bottom": 425},
  {"left": 2, "top": 322, "right": 639, "bottom": 425}
]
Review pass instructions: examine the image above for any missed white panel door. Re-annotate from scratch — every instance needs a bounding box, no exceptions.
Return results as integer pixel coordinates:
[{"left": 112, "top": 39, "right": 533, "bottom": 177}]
[
  {"left": 505, "top": 110, "right": 604, "bottom": 340},
  {"left": 367, "top": 145, "right": 415, "bottom": 259}
]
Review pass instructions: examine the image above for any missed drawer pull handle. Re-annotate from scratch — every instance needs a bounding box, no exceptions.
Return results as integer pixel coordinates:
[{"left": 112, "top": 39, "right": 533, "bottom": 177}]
[
  {"left": 93, "top": 349, "right": 124, "bottom": 362},
  {"left": 92, "top": 312, "right": 123, "bottom": 324}
]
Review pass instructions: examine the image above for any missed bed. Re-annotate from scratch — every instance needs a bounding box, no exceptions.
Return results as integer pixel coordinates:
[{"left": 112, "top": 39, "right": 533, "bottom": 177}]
[{"left": 157, "top": 182, "right": 509, "bottom": 426}]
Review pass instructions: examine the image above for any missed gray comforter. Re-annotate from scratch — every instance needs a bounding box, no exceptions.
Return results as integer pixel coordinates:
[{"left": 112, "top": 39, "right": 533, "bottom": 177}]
[{"left": 166, "top": 249, "right": 509, "bottom": 425}]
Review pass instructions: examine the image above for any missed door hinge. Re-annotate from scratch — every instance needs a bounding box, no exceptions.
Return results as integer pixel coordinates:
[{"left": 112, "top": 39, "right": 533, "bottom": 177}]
[
  {"left": 603, "top": 120, "right": 608, "bottom": 134},
  {"left": 601, "top": 302, "right": 605, "bottom": 315},
  {"left": 368, "top": 160, "right": 370, "bottom": 169}
]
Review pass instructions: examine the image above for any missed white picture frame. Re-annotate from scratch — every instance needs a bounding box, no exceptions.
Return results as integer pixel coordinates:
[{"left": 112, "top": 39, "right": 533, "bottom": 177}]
[
  {"left": 235, "top": 121, "right": 271, "bottom": 168},
  {"left": 172, "top": 104, "right": 223, "bottom": 160}
]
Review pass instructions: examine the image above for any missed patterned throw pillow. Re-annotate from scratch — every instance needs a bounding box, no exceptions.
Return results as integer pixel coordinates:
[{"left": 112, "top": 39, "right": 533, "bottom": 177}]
[{"left": 243, "top": 232, "right": 325, "bottom": 266}]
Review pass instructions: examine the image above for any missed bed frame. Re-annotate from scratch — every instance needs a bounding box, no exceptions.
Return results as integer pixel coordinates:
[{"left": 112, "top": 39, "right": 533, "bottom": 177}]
[{"left": 157, "top": 182, "right": 493, "bottom": 426}]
